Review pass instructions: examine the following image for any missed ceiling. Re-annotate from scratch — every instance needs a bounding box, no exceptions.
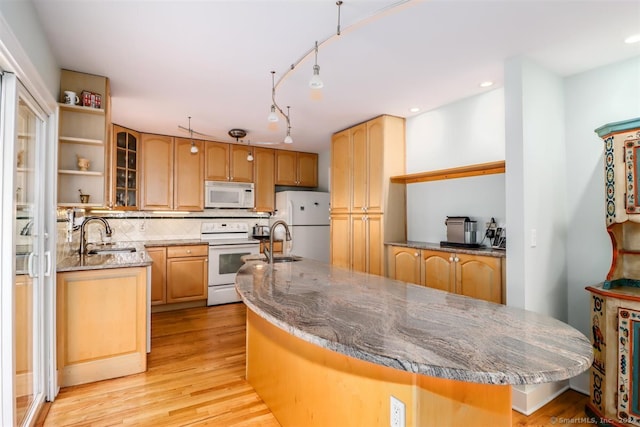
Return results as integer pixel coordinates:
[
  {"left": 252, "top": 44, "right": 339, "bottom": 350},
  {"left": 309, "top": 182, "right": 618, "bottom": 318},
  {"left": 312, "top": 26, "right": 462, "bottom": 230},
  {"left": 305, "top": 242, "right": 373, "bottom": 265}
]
[{"left": 32, "top": 0, "right": 640, "bottom": 153}]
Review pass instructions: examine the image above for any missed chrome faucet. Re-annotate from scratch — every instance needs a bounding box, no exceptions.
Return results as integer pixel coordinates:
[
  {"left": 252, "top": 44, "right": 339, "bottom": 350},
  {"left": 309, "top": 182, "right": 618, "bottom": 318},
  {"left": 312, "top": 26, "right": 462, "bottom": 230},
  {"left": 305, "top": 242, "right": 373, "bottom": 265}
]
[
  {"left": 79, "top": 216, "right": 113, "bottom": 255},
  {"left": 264, "top": 220, "right": 292, "bottom": 264}
]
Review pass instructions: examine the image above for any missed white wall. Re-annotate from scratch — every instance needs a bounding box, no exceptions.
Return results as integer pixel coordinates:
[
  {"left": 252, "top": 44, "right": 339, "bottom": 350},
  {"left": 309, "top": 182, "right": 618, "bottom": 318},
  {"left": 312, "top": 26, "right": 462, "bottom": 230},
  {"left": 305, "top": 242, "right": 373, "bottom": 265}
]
[
  {"left": 0, "top": 1, "right": 59, "bottom": 100},
  {"left": 505, "top": 58, "right": 568, "bottom": 321},
  {"left": 564, "top": 55, "right": 640, "bottom": 392},
  {"left": 405, "top": 88, "right": 506, "bottom": 242},
  {"left": 406, "top": 88, "right": 505, "bottom": 173}
]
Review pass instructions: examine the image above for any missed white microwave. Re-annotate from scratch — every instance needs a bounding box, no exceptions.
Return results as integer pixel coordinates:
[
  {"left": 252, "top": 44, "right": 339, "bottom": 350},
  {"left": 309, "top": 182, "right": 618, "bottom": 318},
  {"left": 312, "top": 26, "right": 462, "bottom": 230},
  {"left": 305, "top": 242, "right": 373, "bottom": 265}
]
[{"left": 205, "top": 181, "right": 255, "bottom": 209}]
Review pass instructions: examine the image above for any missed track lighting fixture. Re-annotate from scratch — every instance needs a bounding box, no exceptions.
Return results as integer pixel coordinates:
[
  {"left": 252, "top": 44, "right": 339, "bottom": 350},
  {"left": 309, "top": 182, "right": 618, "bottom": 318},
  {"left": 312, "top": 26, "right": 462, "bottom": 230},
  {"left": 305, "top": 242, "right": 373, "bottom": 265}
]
[
  {"left": 309, "top": 41, "right": 323, "bottom": 89},
  {"left": 268, "top": 71, "right": 294, "bottom": 144},
  {"left": 265, "top": 1, "right": 346, "bottom": 144}
]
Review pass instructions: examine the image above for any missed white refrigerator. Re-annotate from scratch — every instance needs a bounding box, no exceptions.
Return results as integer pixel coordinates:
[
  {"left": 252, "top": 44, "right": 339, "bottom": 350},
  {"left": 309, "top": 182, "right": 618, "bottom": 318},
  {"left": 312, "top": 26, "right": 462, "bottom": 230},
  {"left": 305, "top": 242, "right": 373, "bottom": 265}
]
[{"left": 271, "top": 191, "right": 331, "bottom": 263}]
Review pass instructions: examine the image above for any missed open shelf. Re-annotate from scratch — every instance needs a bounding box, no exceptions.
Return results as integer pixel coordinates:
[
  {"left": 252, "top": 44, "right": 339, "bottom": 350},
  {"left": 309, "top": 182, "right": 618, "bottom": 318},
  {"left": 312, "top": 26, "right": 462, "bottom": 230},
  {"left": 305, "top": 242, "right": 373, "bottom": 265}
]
[
  {"left": 390, "top": 161, "right": 506, "bottom": 184},
  {"left": 58, "top": 102, "right": 105, "bottom": 115},
  {"left": 59, "top": 136, "right": 103, "bottom": 145},
  {"left": 58, "top": 169, "right": 104, "bottom": 176}
]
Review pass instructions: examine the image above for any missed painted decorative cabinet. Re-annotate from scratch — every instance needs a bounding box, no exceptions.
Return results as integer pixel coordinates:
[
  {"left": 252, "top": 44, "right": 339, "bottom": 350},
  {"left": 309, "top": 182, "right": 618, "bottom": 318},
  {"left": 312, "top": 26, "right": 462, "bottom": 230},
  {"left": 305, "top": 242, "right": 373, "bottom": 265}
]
[{"left": 587, "top": 117, "right": 640, "bottom": 426}]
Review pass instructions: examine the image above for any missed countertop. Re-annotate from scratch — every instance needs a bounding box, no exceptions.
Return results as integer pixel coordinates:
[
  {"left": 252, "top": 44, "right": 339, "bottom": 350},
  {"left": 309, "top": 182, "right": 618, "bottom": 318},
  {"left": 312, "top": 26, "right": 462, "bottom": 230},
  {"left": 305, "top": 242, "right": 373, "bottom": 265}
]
[
  {"left": 236, "top": 256, "right": 592, "bottom": 385},
  {"left": 56, "top": 241, "right": 153, "bottom": 272},
  {"left": 385, "top": 240, "right": 506, "bottom": 258},
  {"left": 56, "top": 239, "right": 208, "bottom": 272}
]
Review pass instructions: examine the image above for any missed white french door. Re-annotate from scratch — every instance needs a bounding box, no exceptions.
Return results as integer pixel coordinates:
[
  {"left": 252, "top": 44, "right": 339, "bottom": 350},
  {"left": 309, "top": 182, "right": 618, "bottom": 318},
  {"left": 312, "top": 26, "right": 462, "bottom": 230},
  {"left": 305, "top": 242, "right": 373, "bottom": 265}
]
[{"left": 0, "top": 72, "right": 53, "bottom": 426}]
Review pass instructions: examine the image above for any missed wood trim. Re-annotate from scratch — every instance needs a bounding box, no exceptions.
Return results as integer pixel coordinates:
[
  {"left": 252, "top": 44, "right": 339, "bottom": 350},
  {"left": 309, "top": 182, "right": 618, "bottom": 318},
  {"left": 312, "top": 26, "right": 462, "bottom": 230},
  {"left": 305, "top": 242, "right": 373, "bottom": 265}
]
[
  {"left": 246, "top": 309, "right": 512, "bottom": 427},
  {"left": 390, "top": 160, "right": 505, "bottom": 184}
]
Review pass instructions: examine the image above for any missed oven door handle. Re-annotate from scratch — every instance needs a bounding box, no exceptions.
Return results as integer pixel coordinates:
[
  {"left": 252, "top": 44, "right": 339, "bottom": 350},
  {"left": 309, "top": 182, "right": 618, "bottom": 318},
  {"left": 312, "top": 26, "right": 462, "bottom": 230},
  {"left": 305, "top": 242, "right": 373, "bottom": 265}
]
[{"left": 209, "top": 244, "right": 260, "bottom": 251}]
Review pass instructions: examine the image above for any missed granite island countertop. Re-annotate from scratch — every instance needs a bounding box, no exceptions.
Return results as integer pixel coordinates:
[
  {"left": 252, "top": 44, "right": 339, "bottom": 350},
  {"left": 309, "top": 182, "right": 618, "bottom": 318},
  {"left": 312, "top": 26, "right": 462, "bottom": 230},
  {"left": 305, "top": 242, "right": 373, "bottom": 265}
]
[{"left": 236, "top": 257, "right": 592, "bottom": 385}]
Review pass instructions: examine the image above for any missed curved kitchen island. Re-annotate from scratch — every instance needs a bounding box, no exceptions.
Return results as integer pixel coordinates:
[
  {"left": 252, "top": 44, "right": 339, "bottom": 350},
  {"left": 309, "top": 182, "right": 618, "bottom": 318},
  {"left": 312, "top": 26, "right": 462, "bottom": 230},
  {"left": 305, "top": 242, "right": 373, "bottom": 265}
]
[{"left": 235, "top": 257, "right": 592, "bottom": 427}]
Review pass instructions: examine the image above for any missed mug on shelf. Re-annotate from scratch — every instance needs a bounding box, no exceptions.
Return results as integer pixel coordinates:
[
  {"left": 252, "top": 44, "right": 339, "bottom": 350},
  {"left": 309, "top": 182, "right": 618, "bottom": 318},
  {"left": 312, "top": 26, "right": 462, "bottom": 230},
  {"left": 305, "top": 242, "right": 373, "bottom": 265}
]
[{"left": 63, "top": 90, "right": 79, "bottom": 105}]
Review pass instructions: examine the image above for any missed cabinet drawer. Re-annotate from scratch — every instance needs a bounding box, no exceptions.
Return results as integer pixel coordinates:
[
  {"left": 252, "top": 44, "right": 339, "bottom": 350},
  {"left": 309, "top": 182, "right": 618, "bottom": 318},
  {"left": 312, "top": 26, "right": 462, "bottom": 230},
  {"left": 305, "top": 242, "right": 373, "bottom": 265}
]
[{"left": 167, "top": 245, "right": 208, "bottom": 258}]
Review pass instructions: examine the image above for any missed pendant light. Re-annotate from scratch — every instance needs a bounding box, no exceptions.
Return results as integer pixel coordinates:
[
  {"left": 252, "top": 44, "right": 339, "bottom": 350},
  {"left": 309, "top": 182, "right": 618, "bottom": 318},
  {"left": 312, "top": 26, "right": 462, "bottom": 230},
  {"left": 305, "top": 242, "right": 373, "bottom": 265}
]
[
  {"left": 188, "top": 116, "right": 198, "bottom": 154},
  {"left": 247, "top": 140, "right": 254, "bottom": 162},
  {"left": 309, "top": 41, "right": 323, "bottom": 89},
  {"left": 284, "top": 106, "right": 293, "bottom": 144}
]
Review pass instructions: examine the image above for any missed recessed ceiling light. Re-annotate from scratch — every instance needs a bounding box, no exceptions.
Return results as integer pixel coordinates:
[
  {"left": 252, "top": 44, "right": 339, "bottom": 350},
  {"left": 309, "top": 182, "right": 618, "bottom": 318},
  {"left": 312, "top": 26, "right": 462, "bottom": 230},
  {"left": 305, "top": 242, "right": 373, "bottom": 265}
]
[
  {"left": 479, "top": 81, "right": 494, "bottom": 88},
  {"left": 625, "top": 34, "right": 640, "bottom": 44},
  {"left": 409, "top": 107, "right": 421, "bottom": 113}
]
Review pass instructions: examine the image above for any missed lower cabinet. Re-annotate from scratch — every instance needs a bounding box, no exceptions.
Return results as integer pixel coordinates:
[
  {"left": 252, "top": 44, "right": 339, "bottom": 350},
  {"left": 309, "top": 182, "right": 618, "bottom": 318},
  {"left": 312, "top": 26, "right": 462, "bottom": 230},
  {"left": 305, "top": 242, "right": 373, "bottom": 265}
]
[
  {"left": 259, "top": 240, "right": 283, "bottom": 254},
  {"left": 388, "top": 245, "right": 504, "bottom": 304},
  {"left": 148, "top": 244, "right": 208, "bottom": 306},
  {"left": 56, "top": 267, "right": 147, "bottom": 387},
  {"left": 330, "top": 213, "right": 385, "bottom": 276}
]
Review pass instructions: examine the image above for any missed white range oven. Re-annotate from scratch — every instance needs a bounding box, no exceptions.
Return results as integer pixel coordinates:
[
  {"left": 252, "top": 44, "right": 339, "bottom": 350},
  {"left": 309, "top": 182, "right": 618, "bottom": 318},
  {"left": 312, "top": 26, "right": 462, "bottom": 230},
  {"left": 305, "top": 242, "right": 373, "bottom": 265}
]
[{"left": 201, "top": 222, "right": 260, "bottom": 306}]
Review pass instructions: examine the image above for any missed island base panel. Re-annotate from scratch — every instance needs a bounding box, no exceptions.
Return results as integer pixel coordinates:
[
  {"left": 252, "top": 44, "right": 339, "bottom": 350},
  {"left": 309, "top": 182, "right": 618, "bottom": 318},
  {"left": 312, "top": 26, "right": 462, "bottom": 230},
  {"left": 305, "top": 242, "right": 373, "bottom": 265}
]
[{"left": 246, "top": 310, "right": 512, "bottom": 427}]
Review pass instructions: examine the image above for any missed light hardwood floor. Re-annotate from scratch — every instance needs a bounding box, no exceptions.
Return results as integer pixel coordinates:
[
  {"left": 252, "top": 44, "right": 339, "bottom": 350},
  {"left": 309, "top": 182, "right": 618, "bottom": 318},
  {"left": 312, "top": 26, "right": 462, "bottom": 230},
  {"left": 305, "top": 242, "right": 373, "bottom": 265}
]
[{"left": 43, "top": 303, "right": 589, "bottom": 426}]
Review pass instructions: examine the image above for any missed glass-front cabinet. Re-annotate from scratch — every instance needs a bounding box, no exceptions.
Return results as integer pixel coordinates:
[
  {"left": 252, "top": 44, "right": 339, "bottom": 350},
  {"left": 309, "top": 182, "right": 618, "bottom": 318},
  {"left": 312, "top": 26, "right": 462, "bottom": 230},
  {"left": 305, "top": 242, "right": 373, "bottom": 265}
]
[{"left": 111, "top": 125, "right": 139, "bottom": 209}]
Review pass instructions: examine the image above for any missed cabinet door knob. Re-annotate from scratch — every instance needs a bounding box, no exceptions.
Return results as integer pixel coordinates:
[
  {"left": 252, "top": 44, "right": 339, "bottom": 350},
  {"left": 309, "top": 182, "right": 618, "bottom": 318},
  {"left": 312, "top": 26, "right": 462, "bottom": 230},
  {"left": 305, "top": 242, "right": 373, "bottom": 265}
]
[
  {"left": 454, "top": 257, "right": 459, "bottom": 262},
  {"left": 186, "top": 249, "right": 191, "bottom": 254},
  {"left": 414, "top": 252, "right": 419, "bottom": 257},
  {"left": 449, "top": 256, "right": 454, "bottom": 262}
]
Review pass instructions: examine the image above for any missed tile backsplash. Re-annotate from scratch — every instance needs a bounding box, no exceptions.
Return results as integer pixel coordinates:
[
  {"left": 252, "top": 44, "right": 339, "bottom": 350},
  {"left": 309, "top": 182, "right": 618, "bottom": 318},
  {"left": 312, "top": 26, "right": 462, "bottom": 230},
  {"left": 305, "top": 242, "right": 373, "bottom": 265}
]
[{"left": 56, "top": 209, "right": 270, "bottom": 254}]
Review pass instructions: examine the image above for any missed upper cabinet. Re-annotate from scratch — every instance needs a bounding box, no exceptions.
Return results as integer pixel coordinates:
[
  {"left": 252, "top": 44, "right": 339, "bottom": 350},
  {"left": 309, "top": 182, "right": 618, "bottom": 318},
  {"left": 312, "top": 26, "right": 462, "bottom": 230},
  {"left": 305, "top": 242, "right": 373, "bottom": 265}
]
[
  {"left": 275, "top": 150, "right": 318, "bottom": 187},
  {"left": 253, "top": 147, "right": 275, "bottom": 212},
  {"left": 331, "top": 115, "right": 405, "bottom": 216},
  {"left": 205, "top": 141, "right": 253, "bottom": 182},
  {"left": 57, "top": 70, "right": 110, "bottom": 207},
  {"left": 110, "top": 125, "right": 139, "bottom": 209},
  {"left": 139, "top": 134, "right": 204, "bottom": 211}
]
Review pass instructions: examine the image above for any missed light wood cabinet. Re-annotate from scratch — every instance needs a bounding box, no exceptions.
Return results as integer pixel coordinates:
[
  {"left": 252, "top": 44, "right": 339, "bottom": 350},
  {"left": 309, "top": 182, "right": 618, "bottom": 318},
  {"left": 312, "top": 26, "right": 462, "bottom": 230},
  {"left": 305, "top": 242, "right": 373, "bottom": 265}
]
[
  {"left": 387, "top": 245, "right": 504, "bottom": 304},
  {"left": 388, "top": 246, "right": 421, "bottom": 285},
  {"left": 351, "top": 214, "right": 384, "bottom": 275},
  {"left": 166, "top": 245, "right": 208, "bottom": 303},
  {"left": 259, "top": 240, "right": 283, "bottom": 254},
  {"left": 56, "top": 267, "right": 147, "bottom": 387},
  {"left": 148, "top": 244, "right": 208, "bottom": 307},
  {"left": 140, "top": 133, "right": 173, "bottom": 210},
  {"left": 147, "top": 246, "right": 167, "bottom": 305},
  {"left": 455, "top": 253, "right": 502, "bottom": 303},
  {"left": 330, "top": 115, "right": 406, "bottom": 276},
  {"left": 330, "top": 214, "right": 351, "bottom": 269},
  {"left": 421, "top": 250, "right": 455, "bottom": 293},
  {"left": 253, "top": 147, "right": 275, "bottom": 212},
  {"left": 205, "top": 141, "right": 229, "bottom": 181},
  {"left": 275, "top": 150, "right": 318, "bottom": 187},
  {"left": 140, "top": 134, "right": 204, "bottom": 211},
  {"left": 174, "top": 137, "right": 205, "bottom": 210},
  {"left": 330, "top": 129, "right": 352, "bottom": 214},
  {"left": 205, "top": 141, "right": 253, "bottom": 182},
  {"left": 110, "top": 124, "right": 139, "bottom": 209},
  {"left": 57, "top": 70, "right": 110, "bottom": 207}
]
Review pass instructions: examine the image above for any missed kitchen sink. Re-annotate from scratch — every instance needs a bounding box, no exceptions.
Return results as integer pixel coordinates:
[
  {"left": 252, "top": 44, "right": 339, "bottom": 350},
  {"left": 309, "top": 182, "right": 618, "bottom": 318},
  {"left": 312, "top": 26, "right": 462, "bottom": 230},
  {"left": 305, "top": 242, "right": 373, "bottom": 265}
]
[
  {"left": 87, "top": 247, "right": 136, "bottom": 255},
  {"left": 272, "top": 256, "right": 302, "bottom": 263}
]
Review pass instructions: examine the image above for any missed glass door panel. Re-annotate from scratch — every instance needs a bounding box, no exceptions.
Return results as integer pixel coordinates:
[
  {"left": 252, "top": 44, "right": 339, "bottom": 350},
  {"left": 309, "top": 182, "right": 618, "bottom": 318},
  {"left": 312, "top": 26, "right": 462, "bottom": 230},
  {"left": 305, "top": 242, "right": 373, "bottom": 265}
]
[{"left": 15, "top": 93, "right": 42, "bottom": 426}]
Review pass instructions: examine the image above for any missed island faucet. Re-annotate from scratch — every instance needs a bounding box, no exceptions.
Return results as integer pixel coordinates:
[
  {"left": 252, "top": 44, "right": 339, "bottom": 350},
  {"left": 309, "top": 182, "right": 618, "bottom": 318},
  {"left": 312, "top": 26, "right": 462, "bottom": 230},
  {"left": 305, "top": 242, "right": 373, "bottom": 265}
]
[
  {"left": 265, "top": 220, "right": 292, "bottom": 264},
  {"left": 79, "top": 216, "right": 113, "bottom": 255}
]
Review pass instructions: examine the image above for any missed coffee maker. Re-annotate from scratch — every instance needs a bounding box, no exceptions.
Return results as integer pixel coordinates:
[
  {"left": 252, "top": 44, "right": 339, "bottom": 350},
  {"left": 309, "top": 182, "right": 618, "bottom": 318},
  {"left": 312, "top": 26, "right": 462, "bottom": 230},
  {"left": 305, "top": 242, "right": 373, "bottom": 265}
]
[{"left": 441, "top": 216, "right": 480, "bottom": 248}]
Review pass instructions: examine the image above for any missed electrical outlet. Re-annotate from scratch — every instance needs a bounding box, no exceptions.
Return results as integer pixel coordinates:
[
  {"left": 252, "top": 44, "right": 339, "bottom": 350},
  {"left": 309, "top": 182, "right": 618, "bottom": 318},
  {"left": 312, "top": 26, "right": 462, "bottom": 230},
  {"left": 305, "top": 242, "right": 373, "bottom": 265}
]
[{"left": 390, "top": 396, "right": 405, "bottom": 427}]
